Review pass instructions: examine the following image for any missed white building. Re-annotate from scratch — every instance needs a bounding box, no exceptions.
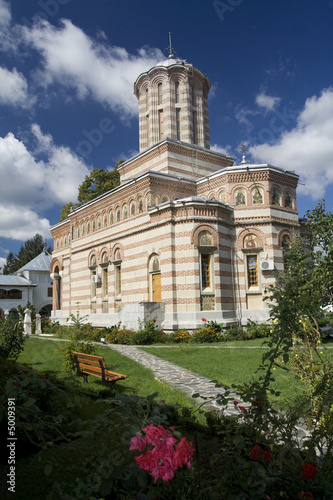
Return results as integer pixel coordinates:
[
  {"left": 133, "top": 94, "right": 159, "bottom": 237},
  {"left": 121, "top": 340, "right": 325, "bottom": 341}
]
[{"left": 0, "top": 249, "right": 53, "bottom": 319}]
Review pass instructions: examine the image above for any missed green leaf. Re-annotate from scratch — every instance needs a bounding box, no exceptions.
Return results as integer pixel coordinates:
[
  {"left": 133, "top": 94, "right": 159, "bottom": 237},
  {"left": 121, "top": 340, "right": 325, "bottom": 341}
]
[{"left": 44, "top": 464, "right": 53, "bottom": 476}]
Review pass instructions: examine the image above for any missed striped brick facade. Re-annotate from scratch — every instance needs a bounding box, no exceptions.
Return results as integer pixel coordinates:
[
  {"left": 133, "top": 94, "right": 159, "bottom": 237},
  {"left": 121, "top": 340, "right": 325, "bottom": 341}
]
[{"left": 50, "top": 56, "right": 300, "bottom": 330}]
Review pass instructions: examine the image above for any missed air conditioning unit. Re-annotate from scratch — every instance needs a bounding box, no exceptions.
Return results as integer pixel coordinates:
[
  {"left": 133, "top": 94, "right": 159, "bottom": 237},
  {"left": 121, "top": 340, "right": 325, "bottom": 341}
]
[
  {"left": 92, "top": 275, "right": 101, "bottom": 284},
  {"left": 260, "top": 260, "right": 274, "bottom": 271}
]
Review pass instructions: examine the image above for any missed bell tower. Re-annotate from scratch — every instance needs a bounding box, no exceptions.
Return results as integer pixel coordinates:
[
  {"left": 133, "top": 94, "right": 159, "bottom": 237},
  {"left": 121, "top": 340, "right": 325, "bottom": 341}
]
[{"left": 134, "top": 42, "right": 211, "bottom": 152}]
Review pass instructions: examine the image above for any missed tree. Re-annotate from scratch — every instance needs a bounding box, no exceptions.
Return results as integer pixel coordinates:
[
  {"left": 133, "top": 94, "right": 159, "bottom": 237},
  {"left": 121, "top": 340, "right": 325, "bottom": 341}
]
[
  {"left": 59, "top": 202, "right": 78, "bottom": 222},
  {"left": 58, "top": 162, "right": 123, "bottom": 221},
  {"left": 266, "top": 200, "right": 333, "bottom": 338},
  {"left": 3, "top": 234, "right": 52, "bottom": 275},
  {"left": 78, "top": 166, "right": 121, "bottom": 204},
  {"left": 306, "top": 200, "right": 333, "bottom": 307}
]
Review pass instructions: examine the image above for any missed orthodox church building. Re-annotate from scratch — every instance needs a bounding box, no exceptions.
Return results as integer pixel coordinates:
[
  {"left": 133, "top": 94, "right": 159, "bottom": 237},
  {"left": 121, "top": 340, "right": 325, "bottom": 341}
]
[{"left": 50, "top": 50, "right": 299, "bottom": 330}]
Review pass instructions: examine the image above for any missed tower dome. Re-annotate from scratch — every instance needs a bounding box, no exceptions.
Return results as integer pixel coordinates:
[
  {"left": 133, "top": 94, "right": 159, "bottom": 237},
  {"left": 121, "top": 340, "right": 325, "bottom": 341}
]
[{"left": 134, "top": 53, "right": 211, "bottom": 152}]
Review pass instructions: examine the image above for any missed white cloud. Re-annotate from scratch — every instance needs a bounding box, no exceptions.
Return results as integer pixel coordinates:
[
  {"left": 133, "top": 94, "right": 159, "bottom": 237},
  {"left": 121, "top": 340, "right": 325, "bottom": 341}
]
[
  {"left": 0, "top": 126, "right": 91, "bottom": 240},
  {"left": 255, "top": 92, "right": 280, "bottom": 112},
  {"left": 249, "top": 87, "right": 333, "bottom": 199},
  {"left": 0, "top": 0, "right": 11, "bottom": 27},
  {"left": 235, "top": 104, "right": 260, "bottom": 130},
  {"left": 22, "top": 19, "right": 163, "bottom": 118},
  {"left": 211, "top": 143, "right": 234, "bottom": 157},
  {"left": 0, "top": 66, "right": 30, "bottom": 107}
]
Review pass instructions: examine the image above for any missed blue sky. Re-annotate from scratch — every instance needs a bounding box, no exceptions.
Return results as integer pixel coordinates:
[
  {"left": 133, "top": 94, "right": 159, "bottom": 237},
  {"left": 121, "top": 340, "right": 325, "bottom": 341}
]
[{"left": 0, "top": 0, "right": 333, "bottom": 269}]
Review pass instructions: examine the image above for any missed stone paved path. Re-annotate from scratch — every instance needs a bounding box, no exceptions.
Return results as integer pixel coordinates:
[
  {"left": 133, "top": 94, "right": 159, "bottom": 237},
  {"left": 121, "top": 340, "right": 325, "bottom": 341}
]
[
  {"left": 32, "top": 336, "right": 312, "bottom": 443},
  {"left": 106, "top": 343, "right": 312, "bottom": 444},
  {"left": 107, "top": 344, "right": 242, "bottom": 415}
]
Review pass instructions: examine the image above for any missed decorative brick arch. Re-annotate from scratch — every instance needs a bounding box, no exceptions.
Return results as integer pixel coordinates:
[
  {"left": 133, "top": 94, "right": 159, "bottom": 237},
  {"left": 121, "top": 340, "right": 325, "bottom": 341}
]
[
  {"left": 236, "top": 228, "right": 265, "bottom": 252},
  {"left": 99, "top": 247, "right": 110, "bottom": 264},
  {"left": 232, "top": 185, "right": 248, "bottom": 206},
  {"left": 50, "top": 258, "right": 63, "bottom": 311},
  {"left": 278, "top": 229, "right": 292, "bottom": 248},
  {"left": 111, "top": 243, "right": 124, "bottom": 262},
  {"left": 191, "top": 224, "right": 218, "bottom": 247},
  {"left": 88, "top": 250, "right": 98, "bottom": 267}
]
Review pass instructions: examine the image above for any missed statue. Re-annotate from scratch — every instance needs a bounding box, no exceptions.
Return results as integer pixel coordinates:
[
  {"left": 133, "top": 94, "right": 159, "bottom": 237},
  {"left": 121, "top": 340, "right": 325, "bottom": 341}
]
[{"left": 23, "top": 308, "right": 32, "bottom": 336}]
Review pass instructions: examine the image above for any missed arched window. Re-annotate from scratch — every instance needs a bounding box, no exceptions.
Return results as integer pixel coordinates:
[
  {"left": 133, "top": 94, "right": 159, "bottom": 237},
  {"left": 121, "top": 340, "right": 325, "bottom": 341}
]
[
  {"left": 272, "top": 188, "right": 281, "bottom": 206},
  {"left": 235, "top": 188, "right": 246, "bottom": 206},
  {"left": 176, "top": 108, "right": 181, "bottom": 140},
  {"left": 284, "top": 191, "right": 293, "bottom": 208},
  {"left": 149, "top": 254, "right": 161, "bottom": 302},
  {"left": 138, "top": 196, "right": 143, "bottom": 213},
  {"left": 281, "top": 234, "right": 291, "bottom": 249},
  {"left": 130, "top": 201, "right": 136, "bottom": 216},
  {"left": 251, "top": 187, "right": 263, "bottom": 205},
  {"left": 101, "top": 252, "right": 109, "bottom": 299},
  {"left": 114, "top": 248, "right": 122, "bottom": 298},
  {"left": 198, "top": 230, "right": 213, "bottom": 246},
  {"left": 109, "top": 210, "right": 113, "bottom": 225},
  {"left": 92, "top": 218, "right": 96, "bottom": 232},
  {"left": 175, "top": 82, "right": 180, "bottom": 103},
  {"left": 158, "top": 83, "right": 163, "bottom": 104},
  {"left": 103, "top": 213, "right": 107, "bottom": 227},
  {"left": 116, "top": 207, "right": 121, "bottom": 222},
  {"left": 146, "top": 192, "right": 157, "bottom": 209},
  {"left": 243, "top": 234, "right": 259, "bottom": 249},
  {"left": 123, "top": 204, "right": 128, "bottom": 219},
  {"left": 219, "top": 191, "right": 226, "bottom": 204},
  {"left": 161, "top": 195, "right": 169, "bottom": 203},
  {"left": 97, "top": 216, "right": 102, "bottom": 229}
]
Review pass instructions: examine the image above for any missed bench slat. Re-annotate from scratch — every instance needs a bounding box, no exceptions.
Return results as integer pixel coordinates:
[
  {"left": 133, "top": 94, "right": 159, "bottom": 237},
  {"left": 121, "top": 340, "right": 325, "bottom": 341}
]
[{"left": 73, "top": 351, "right": 128, "bottom": 388}]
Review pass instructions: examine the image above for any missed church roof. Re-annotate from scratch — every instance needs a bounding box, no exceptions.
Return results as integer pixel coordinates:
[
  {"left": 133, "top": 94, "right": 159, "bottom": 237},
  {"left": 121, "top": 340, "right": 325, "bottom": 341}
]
[
  {"left": 16, "top": 250, "right": 52, "bottom": 273},
  {"left": 155, "top": 57, "right": 187, "bottom": 67}
]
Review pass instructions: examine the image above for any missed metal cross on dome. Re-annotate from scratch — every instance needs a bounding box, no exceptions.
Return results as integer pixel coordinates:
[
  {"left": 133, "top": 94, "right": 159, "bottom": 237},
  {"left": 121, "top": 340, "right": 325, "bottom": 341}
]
[{"left": 166, "top": 32, "right": 176, "bottom": 59}]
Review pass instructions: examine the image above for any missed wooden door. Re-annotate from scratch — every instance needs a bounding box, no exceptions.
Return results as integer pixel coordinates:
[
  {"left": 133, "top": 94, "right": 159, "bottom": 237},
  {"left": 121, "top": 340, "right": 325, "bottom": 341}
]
[{"left": 152, "top": 273, "right": 162, "bottom": 302}]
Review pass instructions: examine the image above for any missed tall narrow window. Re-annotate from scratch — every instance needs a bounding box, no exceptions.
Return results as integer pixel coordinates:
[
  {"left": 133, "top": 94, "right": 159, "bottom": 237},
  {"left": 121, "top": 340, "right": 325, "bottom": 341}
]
[
  {"left": 145, "top": 88, "right": 149, "bottom": 110},
  {"left": 201, "top": 254, "right": 211, "bottom": 289},
  {"left": 192, "top": 85, "right": 196, "bottom": 106},
  {"left": 159, "top": 110, "right": 164, "bottom": 140},
  {"left": 175, "top": 82, "right": 180, "bottom": 103},
  {"left": 176, "top": 109, "right": 181, "bottom": 140},
  {"left": 146, "top": 115, "right": 150, "bottom": 147},
  {"left": 193, "top": 111, "right": 197, "bottom": 144},
  {"left": 158, "top": 83, "right": 163, "bottom": 104},
  {"left": 247, "top": 256, "right": 258, "bottom": 287},
  {"left": 116, "top": 265, "right": 121, "bottom": 296}
]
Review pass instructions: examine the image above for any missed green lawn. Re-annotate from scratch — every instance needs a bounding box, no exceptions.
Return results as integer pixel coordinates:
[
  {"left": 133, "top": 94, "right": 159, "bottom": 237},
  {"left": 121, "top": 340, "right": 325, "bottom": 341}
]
[
  {"left": 17, "top": 338, "right": 200, "bottom": 411},
  {"left": 140, "top": 343, "right": 333, "bottom": 407}
]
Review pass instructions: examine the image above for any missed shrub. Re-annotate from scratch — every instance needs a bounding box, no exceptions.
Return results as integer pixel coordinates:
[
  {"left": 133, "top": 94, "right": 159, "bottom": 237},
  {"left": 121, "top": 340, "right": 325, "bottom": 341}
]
[
  {"left": 105, "top": 323, "right": 133, "bottom": 344},
  {"left": 61, "top": 331, "right": 96, "bottom": 374},
  {"left": 190, "top": 327, "right": 222, "bottom": 343},
  {"left": 245, "top": 320, "right": 271, "bottom": 339},
  {"left": 0, "top": 317, "right": 25, "bottom": 360},
  {"left": 131, "top": 319, "right": 164, "bottom": 345},
  {"left": 223, "top": 324, "right": 247, "bottom": 341},
  {"left": 169, "top": 330, "right": 191, "bottom": 343}
]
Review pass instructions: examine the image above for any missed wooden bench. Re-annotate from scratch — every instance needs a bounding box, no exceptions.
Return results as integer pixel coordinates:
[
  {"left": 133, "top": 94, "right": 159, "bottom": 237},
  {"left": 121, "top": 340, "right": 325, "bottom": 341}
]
[{"left": 73, "top": 352, "right": 128, "bottom": 388}]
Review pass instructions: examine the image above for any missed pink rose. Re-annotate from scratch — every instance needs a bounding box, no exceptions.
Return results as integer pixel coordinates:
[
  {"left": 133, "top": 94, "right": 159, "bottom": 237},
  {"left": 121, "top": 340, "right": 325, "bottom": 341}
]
[
  {"left": 129, "top": 434, "right": 146, "bottom": 452},
  {"left": 142, "top": 424, "right": 166, "bottom": 445}
]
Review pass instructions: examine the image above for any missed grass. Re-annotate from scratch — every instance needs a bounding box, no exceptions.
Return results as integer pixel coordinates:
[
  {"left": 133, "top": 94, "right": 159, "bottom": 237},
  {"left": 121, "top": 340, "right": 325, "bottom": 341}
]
[
  {"left": 17, "top": 338, "right": 201, "bottom": 412},
  {"left": 140, "top": 343, "right": 333, "bottom": 407}
]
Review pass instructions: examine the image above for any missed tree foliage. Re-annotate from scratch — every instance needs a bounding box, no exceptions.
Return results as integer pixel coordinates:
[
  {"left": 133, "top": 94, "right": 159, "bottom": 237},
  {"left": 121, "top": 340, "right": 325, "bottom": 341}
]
[
  {"left": 58, "top": 162, "right": 122, "bottom": 221},
  {"left": 266, "top": 200, "right": 333, "bottom": 338},
  {"left": 306, "top": 199, "right": 333, "bottom": 305},
  {"left": 3, "top": 234, "right": 52, "bottom": 275}
]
